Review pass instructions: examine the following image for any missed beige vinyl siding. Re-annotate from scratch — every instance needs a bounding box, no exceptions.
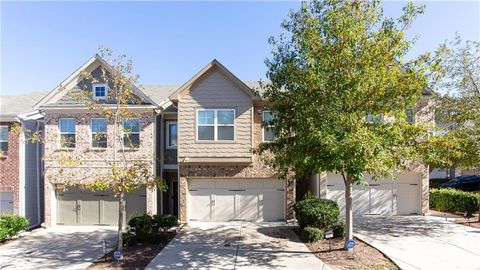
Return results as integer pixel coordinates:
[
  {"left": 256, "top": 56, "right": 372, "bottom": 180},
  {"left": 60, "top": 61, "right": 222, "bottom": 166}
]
[{"left": 178, "top": 69, "right": 252, "bottom": 159}]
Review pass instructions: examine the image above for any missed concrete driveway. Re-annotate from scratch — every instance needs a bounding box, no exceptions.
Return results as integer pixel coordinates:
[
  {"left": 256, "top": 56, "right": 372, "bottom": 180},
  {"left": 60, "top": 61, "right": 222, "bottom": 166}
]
[
  {"left": 146, "top": 222, "right": 328, "bottom": 270},
  {"left": 0, "top": 226, "right": 116, "bottom": 270},
  {"left": 354, "top": 215, "right": 480, "bottom": 270}
]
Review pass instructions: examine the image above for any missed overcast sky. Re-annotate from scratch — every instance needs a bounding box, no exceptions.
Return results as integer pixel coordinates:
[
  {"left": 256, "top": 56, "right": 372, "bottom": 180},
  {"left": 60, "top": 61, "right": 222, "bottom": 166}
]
[{"left": 1, "top": 1, "right": 479, "bottom": 95}]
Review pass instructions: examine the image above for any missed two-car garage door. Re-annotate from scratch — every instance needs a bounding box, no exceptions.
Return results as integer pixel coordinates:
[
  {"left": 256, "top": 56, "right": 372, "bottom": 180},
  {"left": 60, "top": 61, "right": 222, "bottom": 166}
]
[
  {"left": 326, "top": 173, "right": 421, "bottom": 216},
  {"left": 57, "top": 187, "right": 146, "bottom": 225},
  {"left": 188, "top": 178, "right": 285, "bottom": 222}
]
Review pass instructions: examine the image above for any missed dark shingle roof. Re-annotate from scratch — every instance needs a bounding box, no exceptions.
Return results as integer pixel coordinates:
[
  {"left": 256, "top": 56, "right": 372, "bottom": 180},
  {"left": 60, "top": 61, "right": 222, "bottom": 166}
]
[{"left": 0, "top": 91, "right": 50, "bottom": 116}]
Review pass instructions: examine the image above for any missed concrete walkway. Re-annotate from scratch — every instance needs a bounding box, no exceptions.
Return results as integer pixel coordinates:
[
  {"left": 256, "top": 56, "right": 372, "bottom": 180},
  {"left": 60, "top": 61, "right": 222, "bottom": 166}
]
[
  {"left": 146, "top": 222, "right": 328, "bottom": 270},
  {"left": 0, "top": 226, "right": 116, "bottom": 270},
  {"left": 354, "top": 215, "right": 480, "bottom": 270}
]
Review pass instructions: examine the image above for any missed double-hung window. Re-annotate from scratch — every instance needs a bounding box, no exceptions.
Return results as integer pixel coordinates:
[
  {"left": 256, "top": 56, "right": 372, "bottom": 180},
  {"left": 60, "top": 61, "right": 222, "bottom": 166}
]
[
  {"left": 406, "top": 109, "right": 415, "bottom": 123},
  {"left": 91, "top": 118, "right": 107, "bottom": 148},
  {"left": 59, "top": 119, "right": 76, "bottom": 148},
  {"left": 93, "top": 83, "right": 107, "bottom": 99},
  {"left": 197, "top": 109, "right": 235, "bottom": 141},
  {"left": 166, "top": 121, "right": 177, "bottom": 148},
  {"left": 0, "top": 126, "right": 9, "bottom": 154},
  {"left": 262, "top": 111, "right": 277, "bottom": 142},
  {"left": 365, "top": 114, "right": 384, "bottom": 123},
  {"left": 123, "top": 119, "right": 140, "bottom": 148}
]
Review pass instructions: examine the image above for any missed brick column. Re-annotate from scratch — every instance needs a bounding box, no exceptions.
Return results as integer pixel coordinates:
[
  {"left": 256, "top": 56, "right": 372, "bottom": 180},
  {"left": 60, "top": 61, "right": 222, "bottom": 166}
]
[
  {"left": 421, "top": 164, "right": 430, "bottom": 214},
  {"left": 179, "top": 176, "right": 187, "bottom": 222},
  {"left": 146, "top": 187, "right": 156, "bottom": 215},
  {"left": 286, "top": 178, "right": 295, "bottom": 220}
]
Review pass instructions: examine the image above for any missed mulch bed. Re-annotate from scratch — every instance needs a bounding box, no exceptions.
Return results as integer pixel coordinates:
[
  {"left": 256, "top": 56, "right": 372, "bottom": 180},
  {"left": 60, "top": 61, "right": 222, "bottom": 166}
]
[
  {"left": 295, "top": 229, "right": 398, "bottom": 270},
  {"left": 455, "top": 219, "right": 480, "bottom": 228},
  {"left": 87, "top": 232, "right": 176, "bottom": 270}
]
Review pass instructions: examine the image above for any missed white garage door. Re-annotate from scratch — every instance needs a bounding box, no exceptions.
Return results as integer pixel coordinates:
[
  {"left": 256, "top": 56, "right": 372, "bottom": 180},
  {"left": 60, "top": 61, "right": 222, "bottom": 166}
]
[
  {"left": 188, "top": 178, "right": 285, "bottom": 222},
  {"left": 326, "top": 173, "right": 420, "bottom": 216}
]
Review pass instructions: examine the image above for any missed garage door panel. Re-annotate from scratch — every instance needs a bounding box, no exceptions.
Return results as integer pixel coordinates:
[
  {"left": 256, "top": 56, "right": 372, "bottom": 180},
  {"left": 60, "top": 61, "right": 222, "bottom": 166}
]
[
  {"left": 353, "top": 189, "right": 370, "bottom": 216},
  {"left": 81, "top": 195, "right": 101, "bottom": 225},
  {"left": 370, "top": 186, "right": 393, "bottom": 215},
  {"left": 189, "top": 190, "right": 212, "bottom": 221},
  {"left": 396, "top": 184, "right": 419, "bottom": 214},
  {"left": 263, "top": 190, "right": 285, "bottom": 221},
  {"left": 235, "top": 193, "right": 259, "bottom": 221},
  {"left": 214, "top": 190, "right": 235, "bottom": 221},
  {"left": 57, "top": 194, "right": 78, "bottom": 225},
  {"left": 215, "top": 179, "right": 239, "bottom": 189},
  {"left": 103, "top": 198, "right": 120, "bottom": 225}
]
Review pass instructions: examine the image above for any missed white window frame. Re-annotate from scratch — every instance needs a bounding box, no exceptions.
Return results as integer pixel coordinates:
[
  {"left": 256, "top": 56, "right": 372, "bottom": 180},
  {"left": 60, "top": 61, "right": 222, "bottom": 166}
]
[
  {"left": 59, "top": 118, "right": 76, "bottom": 148},
  {"left": 196, "top": 109, "right": 235, "bottom": 141},
  {"left": 0, "top": 125, "right": 9, "bottom": 155},
  {"left": 92, "top": 83, "right": 108, "bottom": 100},
  {"left": 262, "top": 110, "right": 276, "bottom": 142},
  {"left": 90, "top": 118, "right": 108, "bottom": 148},
  {"left": 406, "top": 108, "right": 415, "bottom": 123},
  {"left": 166, "top": 121, "right": 178, "bottom": 149},
  {"left": 123, "top": 118, "right": 141, "bottom": 148}
]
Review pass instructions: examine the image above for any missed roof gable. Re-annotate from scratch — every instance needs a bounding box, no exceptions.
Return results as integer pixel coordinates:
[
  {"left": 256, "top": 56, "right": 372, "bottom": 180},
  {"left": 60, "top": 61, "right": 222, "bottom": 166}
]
[
  {"left": 34, "top": 55, "right": 157, "bottom": 109},
  {"left": 169, "top": 59, "right": 257, "bottom": 102}
]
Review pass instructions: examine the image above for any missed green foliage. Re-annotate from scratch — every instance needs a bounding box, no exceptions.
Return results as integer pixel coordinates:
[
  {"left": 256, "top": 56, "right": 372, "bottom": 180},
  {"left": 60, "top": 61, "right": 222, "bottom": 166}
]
[
  {"left": 148, "top": 232, "right": 171, "bottom": 244},
  {"left": 157, "top": 214, "right": 178, "bottom": 232},
  {"left": 122, "top": 232, "right": 138, "bottom": 247},
  {"left": 128, "top": 213, "right": 154, "bottom": 241},
  {"left": 428, "top": 36, "right": 480, "bottom": 170},
  {"left": 0, "top": 214, "right": 29, "bottom": 242},
  {"left": 294, "top": 196, "right": 340, "bottom": 230},
  {"left": 302, "top": 227, "right": 324, "bottom": 243},
  {"left": 333, "top": 222, "right": 345, "bottom": 238},
  {"left": 430, "top": 188, "right": 480, "bottom": 214}
]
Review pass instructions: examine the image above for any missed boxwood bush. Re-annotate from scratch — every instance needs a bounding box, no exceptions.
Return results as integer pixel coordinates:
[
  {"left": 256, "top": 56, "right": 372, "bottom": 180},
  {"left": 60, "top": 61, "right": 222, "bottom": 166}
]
[
  {"left": 127, "top": 213, "right": 178, "bottom": 245},
  {"left": 0, "top": 214, "right": 29, "bottom": 242},
  {"left": 430, "top": 188, "right": 480, "bottom": 214},
  {"left": 294, "top": 195, "right": 340, "bottom": 229},
  {"left": 302, "top": 227, "right": 324, "bottom": 243}
]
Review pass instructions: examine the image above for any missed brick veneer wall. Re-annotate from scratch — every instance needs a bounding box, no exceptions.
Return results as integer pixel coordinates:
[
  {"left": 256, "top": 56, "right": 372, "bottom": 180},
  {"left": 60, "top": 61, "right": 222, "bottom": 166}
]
[
  {"left": 0, "top": 122, "right": 20, "bottom": 214},
  {"left": 178, "top": 105, "right": 295, "bottom": 222},
  {"left": 43, "top": 111, "right": 156, "bottom": 226}
]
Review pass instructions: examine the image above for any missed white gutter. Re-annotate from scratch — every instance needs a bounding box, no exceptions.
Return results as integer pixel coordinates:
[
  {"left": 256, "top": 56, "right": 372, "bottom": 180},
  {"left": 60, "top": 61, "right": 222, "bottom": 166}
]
[{"left": 19, "top": 120, "right": 25, "bottom": 217}]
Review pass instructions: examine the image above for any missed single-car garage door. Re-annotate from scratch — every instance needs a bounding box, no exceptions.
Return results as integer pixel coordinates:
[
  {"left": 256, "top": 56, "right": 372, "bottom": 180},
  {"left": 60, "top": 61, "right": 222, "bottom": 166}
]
[
  {"left": 57, "top": 187, "right": 146, "bottom": 225},
  {"left": 326, "top": 173, "right": 421, "bottom": 216},
  {"left": 188, "top": 178, "right": 285, "bottom": 222}
]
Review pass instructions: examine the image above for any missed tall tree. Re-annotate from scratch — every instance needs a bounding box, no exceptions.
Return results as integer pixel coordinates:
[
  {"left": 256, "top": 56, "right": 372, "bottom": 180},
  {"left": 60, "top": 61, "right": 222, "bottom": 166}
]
[{"left": 256, "top": 0, "right": 430, "bottom": 249}]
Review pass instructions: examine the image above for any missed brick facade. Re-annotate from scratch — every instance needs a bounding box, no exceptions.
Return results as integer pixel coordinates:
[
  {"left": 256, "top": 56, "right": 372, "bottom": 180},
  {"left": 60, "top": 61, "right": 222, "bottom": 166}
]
[
  {"left": 43, "top": 111, "right": 156, "bottom": 226},
  {"left": 0, "top": 122, "right": 20, "bottom": 214}
]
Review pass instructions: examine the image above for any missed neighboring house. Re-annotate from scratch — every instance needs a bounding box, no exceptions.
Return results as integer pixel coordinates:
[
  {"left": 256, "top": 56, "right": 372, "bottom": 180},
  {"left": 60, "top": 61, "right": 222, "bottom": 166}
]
[
  {"left": 306, "top": 92, "right": 435, "bottom": 216},
  {"left": 0, "top": 91, "right": 47, "bottom": 228}
]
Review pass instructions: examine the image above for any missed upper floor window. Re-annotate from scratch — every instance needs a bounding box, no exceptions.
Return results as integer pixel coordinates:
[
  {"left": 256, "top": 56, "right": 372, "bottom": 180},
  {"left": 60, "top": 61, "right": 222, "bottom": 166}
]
[
  {"left": 262, "top": 111, "right": 277, "bottom": 142},
  {"left": 93, "top": 83, "right": 107, "bottom": 99},
  {"left": 406, "top": 109, "right": 415, "bottom": 123},
  {"left": 91, "top": 118, "right": 107, "bottom": 148},
  {"left": 166, "top": 121, "right": 177, "bottom": 149},
  {"left": 197, "top": 109, "right": 235, "bottom": 141},
  {"left": 123, "top": 119, "right": 140, "bottom": 148},
  {"left": 0, "top": 126, "right": 9, "bottom": 155},
  {"left": 59, "top": 118, "right": 76, "bottom": 148},
  {"left": 365, "top": 114, "right": 384, "bottom": 123}
]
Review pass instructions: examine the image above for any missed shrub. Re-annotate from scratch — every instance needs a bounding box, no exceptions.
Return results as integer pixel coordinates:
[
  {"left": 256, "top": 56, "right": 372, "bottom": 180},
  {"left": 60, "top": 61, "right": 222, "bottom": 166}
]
[
  {"left": 333, "top": 222, "right": 345, "bottom": 238},
  {"left": 128, "top": 213, "right": 154, "bottom": 241},
  {"left": 294, "top": 196, "right": 340, "bottom": 229},
  {"left": 430, "top": 188, "right": 480, "bottom": 214},
  {"left": 158, "top": 214, "right": 178, "bottom": 232},
  {"left": 302, "top": 227, "right": 324, "bottom": 243},
  {"left": 122, "top": 232, "right": 138, "bottom": 247},
  {"left": 0, "top": 214, "right": 29, "bottom": 242},
  {"left": 148, "top": 232, "right": 170, "bottom": 244}
]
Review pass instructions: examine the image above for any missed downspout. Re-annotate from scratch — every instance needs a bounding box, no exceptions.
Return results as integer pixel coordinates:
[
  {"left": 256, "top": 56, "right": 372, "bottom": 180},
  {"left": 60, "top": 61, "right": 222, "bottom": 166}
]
[
  {"left": 29, "top": 120, "right": 43, "bottom": 230},
  {"left": 19, "top": 120, "right": 25, "bottom": 218}
]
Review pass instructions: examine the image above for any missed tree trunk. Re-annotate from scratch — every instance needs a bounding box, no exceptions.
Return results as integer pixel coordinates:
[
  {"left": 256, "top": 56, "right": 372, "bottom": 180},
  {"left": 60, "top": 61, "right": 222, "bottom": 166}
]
[
  {"left": 449, "top": 167, "right": 456, "bottom": 180},
  {"left": 343, "top": 173, "right": 354, "bottom": 251},
  {"left": 116, "top": 188, "right": 126, "bottom": 252}
]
